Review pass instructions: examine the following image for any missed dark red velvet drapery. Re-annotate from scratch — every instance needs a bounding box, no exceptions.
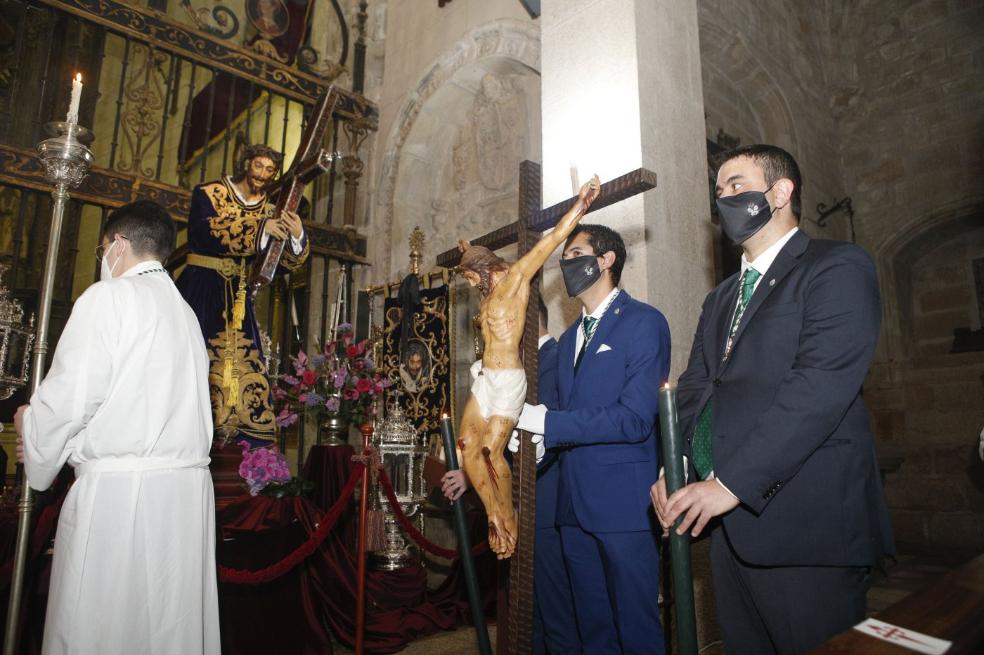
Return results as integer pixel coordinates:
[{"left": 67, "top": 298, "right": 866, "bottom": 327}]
[
  {"left": 0, "top": 446, "right": 496, "bottom": 654},
  {"left": 217, "top": 444, "right": 496, "bottom": 654}
]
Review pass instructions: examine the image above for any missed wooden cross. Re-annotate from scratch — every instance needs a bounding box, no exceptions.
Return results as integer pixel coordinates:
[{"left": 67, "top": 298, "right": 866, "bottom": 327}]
[{"left": 436, "top": 161, "right": 657, "bottom": 655}]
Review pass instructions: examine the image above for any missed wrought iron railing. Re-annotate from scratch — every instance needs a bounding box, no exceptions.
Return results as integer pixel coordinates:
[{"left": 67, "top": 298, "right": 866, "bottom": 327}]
[{"left": 0, "top": 0, "right": 377, "bottom": 461}]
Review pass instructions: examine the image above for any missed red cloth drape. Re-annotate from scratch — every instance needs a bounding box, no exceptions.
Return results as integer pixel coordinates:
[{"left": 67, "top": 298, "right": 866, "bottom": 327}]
[
  {"left": 260, "top": 446, "right": 495, "bottom": 653},
  {"left": 0, "top": 446, "right": 497, "bottom": 655}
]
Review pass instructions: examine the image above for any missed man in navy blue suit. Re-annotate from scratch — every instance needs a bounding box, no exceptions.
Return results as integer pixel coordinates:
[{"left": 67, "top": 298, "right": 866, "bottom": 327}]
[
  {"left": 652, "top": 145, "right": 894, "bottom": 654},
  {"left": 517, "top": 224, "right": 670, "bottom": 655},
  {"left": 528, "top": 299, "right": 580, "bottom": 655}
]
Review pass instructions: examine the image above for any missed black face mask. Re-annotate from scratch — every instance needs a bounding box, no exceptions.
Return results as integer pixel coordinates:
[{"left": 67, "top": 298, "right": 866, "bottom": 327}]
[
  {"left": 560, "top": 255, "right": 602, "bottom": 297},
  {"left": 715, "top": 184, "right": 776, "bottom": 244}
]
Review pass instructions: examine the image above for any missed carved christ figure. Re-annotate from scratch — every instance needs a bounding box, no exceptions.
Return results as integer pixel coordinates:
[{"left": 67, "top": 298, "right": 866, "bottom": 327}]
[{"left": 457, "top": 175, "right": 601, "bottom": 559}]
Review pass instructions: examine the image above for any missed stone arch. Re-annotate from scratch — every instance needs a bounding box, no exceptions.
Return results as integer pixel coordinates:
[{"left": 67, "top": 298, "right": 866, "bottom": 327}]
[
  {"left": 697, "top": 18, "right": 799, "bottom": 153},
  {"left": 373, "top": 19, "right": 540, "bottom": 280},
  {"left": 873, "top": 195, "right": 984, "bottom": 362}
]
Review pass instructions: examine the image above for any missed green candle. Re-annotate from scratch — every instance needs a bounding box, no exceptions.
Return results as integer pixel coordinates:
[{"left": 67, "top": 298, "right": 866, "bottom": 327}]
[{"left": 658, "top": 384, "right": 697, "bottom": 655}]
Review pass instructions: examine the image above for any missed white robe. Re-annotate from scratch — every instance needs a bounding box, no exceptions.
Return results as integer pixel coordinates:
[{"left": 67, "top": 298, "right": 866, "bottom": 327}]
[{"left": 22, "top": 260, "right": 220, "bottom": 655}]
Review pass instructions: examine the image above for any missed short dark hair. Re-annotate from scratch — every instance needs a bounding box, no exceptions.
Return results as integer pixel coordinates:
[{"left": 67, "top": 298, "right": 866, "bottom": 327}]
[
  {"left": 102, "top": 201, "right": 176, "bottom": 261},
  {"left": 232, "top": 144, "right": 284, "bottom": 183},
  {"left": 714, "top": 144, "right": 802, "bottom": 219},
  {"left": 564, "top": 224, "right": 627, "bottom": 286}
]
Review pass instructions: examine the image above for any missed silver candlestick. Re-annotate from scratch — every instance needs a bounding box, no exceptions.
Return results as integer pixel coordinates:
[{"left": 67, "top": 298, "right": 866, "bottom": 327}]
[{"left": 3, "top": 121, "right": 94, "bottom": 655}]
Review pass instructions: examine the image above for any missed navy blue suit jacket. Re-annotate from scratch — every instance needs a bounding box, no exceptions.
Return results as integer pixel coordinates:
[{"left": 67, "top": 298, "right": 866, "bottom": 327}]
[
  {"left": 536, "top": 337, "right": 561, "bottom": 528},
  {"left": 543, "top": 291, "right": 671, "bottom": 533},
  {"left": 677, "top": 231, "right": 895, "bottom": 567}
]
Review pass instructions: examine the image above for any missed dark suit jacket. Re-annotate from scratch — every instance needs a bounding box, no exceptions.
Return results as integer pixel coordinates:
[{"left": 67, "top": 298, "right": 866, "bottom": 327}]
[
  {"left": 544, "top": 291, "right": 671, "bottom": 533},
  {"left": 677, "top": 230, "right": 895, "bottom": 567},
  {"left": 536, "top": 337, "right": 562, "bottom": 528}
]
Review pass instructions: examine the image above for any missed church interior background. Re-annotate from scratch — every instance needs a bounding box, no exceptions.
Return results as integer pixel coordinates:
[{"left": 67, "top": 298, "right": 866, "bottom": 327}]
[{"left": 0, "top": 0, "right": 981, "bottom": 652}]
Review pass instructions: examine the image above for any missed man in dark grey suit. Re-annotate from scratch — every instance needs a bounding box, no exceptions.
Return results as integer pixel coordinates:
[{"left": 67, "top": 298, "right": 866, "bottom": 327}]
[{"left": 652, "top": 144, "right": 894, "bottom": 655}]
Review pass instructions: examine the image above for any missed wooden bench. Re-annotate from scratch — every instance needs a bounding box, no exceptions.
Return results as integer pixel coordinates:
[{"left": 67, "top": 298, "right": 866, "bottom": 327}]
[{"left": 809, "top": 553, "right": 984, "bottom": 654}]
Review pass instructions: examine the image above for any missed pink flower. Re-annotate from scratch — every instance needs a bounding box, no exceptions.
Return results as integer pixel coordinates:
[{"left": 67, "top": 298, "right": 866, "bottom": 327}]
[
  {"left": 302, "top": 370, "right": 318, "bottom": 386},
  {"left": 355, "top": 378, "right": 372, "bottom": 394},
  {"left": 343, "top": 388, "right": 359, "bottom": 401},
  {"left": 276, "top": 408, "right": 299, "bottom": 428}
]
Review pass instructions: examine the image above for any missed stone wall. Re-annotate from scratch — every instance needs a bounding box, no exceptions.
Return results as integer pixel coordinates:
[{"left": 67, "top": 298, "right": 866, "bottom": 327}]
[
  {"left": 835, "top": 0, "right": 984, "bottom": 551},
  {"left": 364, "top": 0, "right": 539, "bottom": 288}
]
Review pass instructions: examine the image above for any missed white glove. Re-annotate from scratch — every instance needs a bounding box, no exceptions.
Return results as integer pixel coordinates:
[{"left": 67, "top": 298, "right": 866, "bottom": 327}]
[
  {"left": 507, "top": 429, "right": 546, "bottom": 464},
  {"left": 516, "top": 403, "right": 547, "bottom": 435}
]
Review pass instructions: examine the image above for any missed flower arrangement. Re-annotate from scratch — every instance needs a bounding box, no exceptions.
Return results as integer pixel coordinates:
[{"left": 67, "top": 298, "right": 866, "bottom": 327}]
[
  {"left": 238, "top": 441, "right": 292, "bottom": 496},
  {"left": 275, "top": 323, "right": 391, "bottom": 428}
]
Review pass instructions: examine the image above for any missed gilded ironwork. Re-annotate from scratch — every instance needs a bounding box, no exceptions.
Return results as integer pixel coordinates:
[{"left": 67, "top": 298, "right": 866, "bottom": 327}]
[
  {"left": 297, "top": 46, "right": 346, "bottom": 81},
  {"left": 180, "top": 0, "right": 240, "bottom": 39},
  {"left": 34, "top": 0, "right": 378, "bottom": 123},
  {"left": 408, "top": 226, "right": 424, "bottom": 276},
  {"left": 117, "top": 43, "right": 168, "bottom": 178},
  {"left": 0, "top": 144, "right": 191, "bottom": 222},
  {"left": 0, "top": 144, "right": 369, "bottom": 263}
]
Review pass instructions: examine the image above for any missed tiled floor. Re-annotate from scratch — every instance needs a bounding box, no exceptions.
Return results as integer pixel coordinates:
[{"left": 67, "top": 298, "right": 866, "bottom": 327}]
[{"left": 334, "top": 547, "right": 976, "bottom": 654}]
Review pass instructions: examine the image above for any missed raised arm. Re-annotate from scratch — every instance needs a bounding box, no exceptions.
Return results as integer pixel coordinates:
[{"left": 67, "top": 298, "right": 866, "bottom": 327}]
[{"left": 512, "top": 175, "right": 601, "bottom": 279}]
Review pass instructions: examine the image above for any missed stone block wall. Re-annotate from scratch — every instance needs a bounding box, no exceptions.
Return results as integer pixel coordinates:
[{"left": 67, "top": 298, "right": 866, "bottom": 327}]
[{"left": 837, "top": 0, "right": 984, "bottom": 551}]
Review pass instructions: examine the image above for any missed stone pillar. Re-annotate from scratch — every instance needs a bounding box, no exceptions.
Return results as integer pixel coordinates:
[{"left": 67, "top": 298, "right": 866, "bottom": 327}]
[{"left": 541, "top": 0, "right": 714, "bottom": 377}]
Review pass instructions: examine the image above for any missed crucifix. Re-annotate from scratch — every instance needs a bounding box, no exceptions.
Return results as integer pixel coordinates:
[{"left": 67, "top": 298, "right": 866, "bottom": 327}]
[{"left": 436, "top": 161, "right": 657, "bottom": 655}]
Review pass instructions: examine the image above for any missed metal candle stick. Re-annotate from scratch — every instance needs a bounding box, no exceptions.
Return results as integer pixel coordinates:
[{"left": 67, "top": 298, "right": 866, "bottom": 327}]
[{"left": 3, "top": 119, "right": 94, "bottom": 655}]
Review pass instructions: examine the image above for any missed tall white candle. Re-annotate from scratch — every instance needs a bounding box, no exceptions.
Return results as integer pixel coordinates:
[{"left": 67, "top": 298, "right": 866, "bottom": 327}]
[
  {"left": 66, "top": 73, "right": 83, "bottom": 125},
  {"left": 569, "top": 162, "right": 580, "bottom": 196}
]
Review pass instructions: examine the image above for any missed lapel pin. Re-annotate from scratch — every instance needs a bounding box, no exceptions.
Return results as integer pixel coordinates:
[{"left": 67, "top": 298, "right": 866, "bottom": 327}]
[
  {"left": 614, "top": 308, "right": 620, "bottom": 315},
  {"left": 769, "top": 278, "right": 776, "bottom": 287}
]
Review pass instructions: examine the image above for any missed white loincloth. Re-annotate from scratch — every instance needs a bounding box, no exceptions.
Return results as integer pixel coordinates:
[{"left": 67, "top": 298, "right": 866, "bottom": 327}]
[{"left": 469, "top": 359, "right": 527, "bottom": 423}]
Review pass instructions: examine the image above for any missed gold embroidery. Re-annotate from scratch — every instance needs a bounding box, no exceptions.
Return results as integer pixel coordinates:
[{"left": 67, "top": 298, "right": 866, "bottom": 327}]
[
  {"left": 201, "top": 180, "right": 271, "bottom": 256},
  {"left": 208, "top": 324, "right": 277, "bottom": 444}
]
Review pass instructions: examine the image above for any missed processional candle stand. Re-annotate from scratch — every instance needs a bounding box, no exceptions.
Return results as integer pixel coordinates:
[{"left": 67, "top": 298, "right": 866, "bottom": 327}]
[
  {"left": 658, "top": 384, "right": 698, "bottom": 655},
  {"left": 3, "top": 107, "right": 94, "bottom": 655},
  {"left": 370, "top": 399, "right": 427, "bottom": 570}
]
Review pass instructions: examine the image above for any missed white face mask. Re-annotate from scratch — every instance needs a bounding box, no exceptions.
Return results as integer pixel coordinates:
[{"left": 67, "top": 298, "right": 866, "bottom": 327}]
[{"left": 100, "top": 240, "right": 122, "bottom": 281}]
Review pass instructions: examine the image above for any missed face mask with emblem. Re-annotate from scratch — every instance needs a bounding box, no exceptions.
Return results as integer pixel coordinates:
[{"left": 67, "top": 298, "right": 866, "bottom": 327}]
[
  {"left": 559, "top": 254, "right": 602, "bottom": 297},
  {"left": 714, "top": 183, "right": 776, "bottom": 245}
]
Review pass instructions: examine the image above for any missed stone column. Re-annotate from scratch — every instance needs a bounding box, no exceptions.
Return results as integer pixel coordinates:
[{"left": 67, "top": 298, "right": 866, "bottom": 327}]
[{"left": 541, "top": 0, "right": 714, "bottom": 377}]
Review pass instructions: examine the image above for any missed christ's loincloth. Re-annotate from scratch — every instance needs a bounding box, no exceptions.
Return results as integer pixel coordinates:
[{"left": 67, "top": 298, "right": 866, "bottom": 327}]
[{"left": 469, "top": 360, "right": 527, "bottom": 423}]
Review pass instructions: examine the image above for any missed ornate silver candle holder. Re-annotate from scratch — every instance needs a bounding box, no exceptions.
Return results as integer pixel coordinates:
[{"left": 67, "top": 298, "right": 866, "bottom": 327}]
[
  {"left": 4, "top": 120, "right": 94, "bottom": 655},
  {"left": 371, "top": 401, "right": 428, "bottom": 570}
]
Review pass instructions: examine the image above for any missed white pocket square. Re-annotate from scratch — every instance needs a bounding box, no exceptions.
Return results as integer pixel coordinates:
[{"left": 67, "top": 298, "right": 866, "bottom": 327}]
[{"left": 596, "top": 343, "right": 612, "bottom": 354}]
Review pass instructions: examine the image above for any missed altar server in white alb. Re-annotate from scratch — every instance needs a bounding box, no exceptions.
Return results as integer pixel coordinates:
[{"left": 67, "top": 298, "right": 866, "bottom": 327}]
[{"left": 15, "top": 200, "right": 220, "bottom": 655}]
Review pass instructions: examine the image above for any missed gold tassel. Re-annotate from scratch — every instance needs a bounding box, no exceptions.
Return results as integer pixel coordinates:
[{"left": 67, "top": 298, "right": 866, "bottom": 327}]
[
  {"left": 222, "top": 356, "right": 233, "bottom": 388},
  {"left": 231, "top": 259, "right": 247, "bottom": 330},
  {"left": 228, "top": 373, "right": 239, "bottom": 407},
  {"left": 232, "top": 288, "right": 246, "bottom": 330}
]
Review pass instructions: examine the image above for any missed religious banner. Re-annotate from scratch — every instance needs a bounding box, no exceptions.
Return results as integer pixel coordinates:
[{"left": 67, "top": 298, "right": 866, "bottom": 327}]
[{"left": 381, "top": 285, "right": 454, "bottom": 440}]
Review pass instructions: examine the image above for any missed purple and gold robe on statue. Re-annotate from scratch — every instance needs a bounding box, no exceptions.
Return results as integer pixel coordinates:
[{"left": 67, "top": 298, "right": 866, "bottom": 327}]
[{"left": 177, "top": 176, "right": 308, "bottom": 447}]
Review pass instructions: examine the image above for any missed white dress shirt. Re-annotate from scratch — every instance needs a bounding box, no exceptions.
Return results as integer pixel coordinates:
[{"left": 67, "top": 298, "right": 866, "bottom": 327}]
[
  {"left": 573, "top": 287, "right": 620, "bottom": 365},
  {"left": 714, "top": 227, "right": 799, "bottom": 498}
]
